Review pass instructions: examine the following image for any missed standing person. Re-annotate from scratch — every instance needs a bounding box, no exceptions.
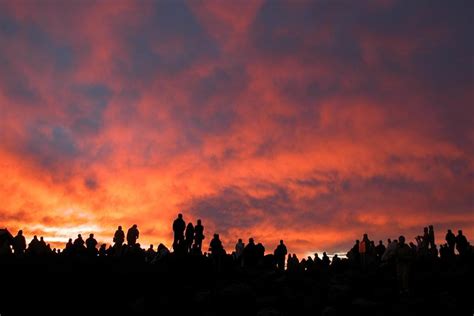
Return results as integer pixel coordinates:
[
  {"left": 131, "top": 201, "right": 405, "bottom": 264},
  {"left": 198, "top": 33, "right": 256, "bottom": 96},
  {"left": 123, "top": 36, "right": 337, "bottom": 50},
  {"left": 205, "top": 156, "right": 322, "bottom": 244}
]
[
  {"left": 12, "top": 230, "right": 26, "bottom": 255},
  {"left": 209, "top": 233, "right": 224, "bottom": 256},
  {"left": 428, "top": 225, "right": 435, "bottom": 249},
  {"left": 86, "top": 233, "right": 98, "bottom": 256},
  {"left": 375, "top": 240, "right": 386, "bottom": 260},
  {"left": 209, "top": 233, "right": 225, "bottom": 270},
  {"left": 194, "top": 219, "right": 204, "bottom": 250},
  {"left": 394, "top": 235, "right": 413, "bottom": 295},
  {"left": 185, "top": 222, "right": 195, "bottom": 252},
  {"left": 422, "top": 227, "right": 429, "bottom": 249},
  {"left": 445, "top": 229, "right": 456, "bottom": 255},
  {"left": 243, "top": 238, "right": 257, "bottom": 268},
  {"left": 359, "top": 234, "right": 370, "bottom": 267},
  {"left": 114, "top": 226, "right": 125, "bottom": 247},
  {"left": 145, "top": 245, "right": 156, "bottom": 262},
  {"left": 73, "top": 234, "right": 85, "bottom": 255},
  {"left": 127, "top": 224, "right": 139, "bottom": 246},
  {"left": 274, "top": 240, "right": 287, "bottom": 271},
  {"left": 173, "top": 213, "right": 186, "bottom": 248},
  {"left": 235, "top": 238, "right": 245, "bottom": 260},
  {"left": 455, "top": 230, "right": 469, "bottom": 256}
]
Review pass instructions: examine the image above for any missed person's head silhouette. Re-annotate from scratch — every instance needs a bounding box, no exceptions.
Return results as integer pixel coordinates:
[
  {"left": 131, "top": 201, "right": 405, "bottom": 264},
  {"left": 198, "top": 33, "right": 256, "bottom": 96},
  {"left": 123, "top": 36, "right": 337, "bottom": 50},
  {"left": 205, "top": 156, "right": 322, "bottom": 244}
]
[
  {"left": 398, "top": 235, "right": 406, "bottom": 245},
  {"left": 18, "top": 230, "right": 23, "bottom": 236},
  {"left": 133, "top": 224, "right": 137, "bottom": 229},
  {"left": 197, "top": 219, "right": 201, "bottom": 225},
  {"left": 90, "top": 233, "right": 94, "bottom": 238},
  {"left": 118, "top": 226, "right": 122, "bottom": 230},
  {"left": 280, "top": 240, "right": 284, "bottom": 245},
  {"left": 178, "top": 213, "right": 183, "bottom": 219}
]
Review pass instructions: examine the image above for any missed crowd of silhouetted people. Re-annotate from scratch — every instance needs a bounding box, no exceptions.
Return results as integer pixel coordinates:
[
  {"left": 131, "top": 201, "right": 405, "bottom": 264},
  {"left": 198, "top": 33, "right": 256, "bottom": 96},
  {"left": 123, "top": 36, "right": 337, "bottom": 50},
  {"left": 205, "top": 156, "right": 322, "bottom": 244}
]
[{"left": 1, "top": 215, "right": 473, "bottom": 296}]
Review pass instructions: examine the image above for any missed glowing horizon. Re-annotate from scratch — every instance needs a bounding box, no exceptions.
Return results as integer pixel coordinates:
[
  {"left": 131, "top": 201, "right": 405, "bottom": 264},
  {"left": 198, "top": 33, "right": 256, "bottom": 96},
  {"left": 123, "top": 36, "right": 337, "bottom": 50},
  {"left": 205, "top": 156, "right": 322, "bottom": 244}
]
[{"left": 1, "top": 0, "right": 473, "bottom": 258}]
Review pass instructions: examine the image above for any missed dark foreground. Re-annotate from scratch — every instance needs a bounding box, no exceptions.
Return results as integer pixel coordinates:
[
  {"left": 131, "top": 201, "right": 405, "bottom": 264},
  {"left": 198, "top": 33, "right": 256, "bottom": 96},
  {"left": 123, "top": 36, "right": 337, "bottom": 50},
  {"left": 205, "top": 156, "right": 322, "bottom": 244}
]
[{"left": 1, "top": 254, "right": 473, "bottom": 316}]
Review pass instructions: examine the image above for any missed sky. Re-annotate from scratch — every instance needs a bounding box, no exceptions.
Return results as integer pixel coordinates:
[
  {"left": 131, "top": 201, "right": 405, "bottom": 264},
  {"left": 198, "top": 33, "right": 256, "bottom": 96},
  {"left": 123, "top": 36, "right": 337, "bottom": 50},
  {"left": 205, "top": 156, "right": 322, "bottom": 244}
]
[{"left": 0, "top": 0, "right": 473, "bottom": 257}]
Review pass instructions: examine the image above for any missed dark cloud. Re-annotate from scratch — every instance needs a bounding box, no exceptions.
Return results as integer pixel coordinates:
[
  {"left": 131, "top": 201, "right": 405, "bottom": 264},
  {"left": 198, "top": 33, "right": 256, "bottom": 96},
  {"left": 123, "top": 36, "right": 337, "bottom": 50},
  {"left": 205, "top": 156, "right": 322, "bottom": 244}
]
[
  {"left": 68, "top": 84, "right": 112, "bottom": 136},
  {"left": 0, "top": 52, "right": 41, "bottom": 106},
  {"left": 24, "top": 123, "right": 79, "bottom": 170},
  {"left": 0, "top": 12, "right": 18, "bottom": 36},
  {"left": 184, "top": 186, "right": 264, "bottom": 232},
  {"left": 84, "top": 177, "right": 98, "bottom": 191},
  {"left": 117, "top": 0, "right": 219, "bottom": 82},
  {"left": 22, "top": 22, "right": 76, "bottom": 71}
]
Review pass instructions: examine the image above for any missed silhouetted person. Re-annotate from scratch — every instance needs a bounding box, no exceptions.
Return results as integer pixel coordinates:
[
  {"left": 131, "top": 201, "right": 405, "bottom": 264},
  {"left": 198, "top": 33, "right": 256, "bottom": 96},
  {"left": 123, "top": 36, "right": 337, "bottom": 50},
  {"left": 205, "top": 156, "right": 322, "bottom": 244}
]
[
  {"left": 331, "top": 254, "right": 341, "bottom": 268},
  {"left": 12, "top": 230, "right": 26, "bottom": 255},
  {"left": 382, "top": 239, "right": 398, "bottom": 262},
  {"left": 287, "top": 253, "right": 293, "bottom": 271},
  {"left": 114, "top": 226, "right": 125, "bottom": 247},
  {"left": 209, "top": 233, "right": 224, "bottom": 256},
  {"left": 235, "top": 238, "right": 244, "bottom": 260},
  {"left": 64, "top": 238, "right": 73, "bottom": 256},
  {"left": 322, "top": 252, "right": 330, "bottom": 268},
  {"left": 428, "top": 225, "right": 435, "bottom": 249},
  {"left": 445, "top": 229, "right": 456, "bottom": 255},
  {"left": 348, "top": 240, "right": 360, "bottom": 263},
  {"left": 274, "top": 240, "right": 287, "bottom": 271},
  {"left": 99, "top": 244, "right": 107, "bottom": 257},
  {"left": 394, "top": 235, "right": 413, "bottom": 295},
  {"left": 455, "top": 230, "right": 468, "bottom": 256},
  {"left": 127, "top": 224, "right": 139, "bottom": 246},
  {"left": 375, "top": 240, "right": 386, "bottom": 259},
  {"left": 86, "top": 233, "right": 98, "bottom": 256},
  {"left": 243, "top": 238, "right": 257, "bottom": 268},
  {"left": 173, "top": 214, "right": 186, "bottom": 248},
  {"left": 256, "top": 242, "right": 265, "bottom": 266},
  {"left": 145, "top": 244, "right": 155, "bottom": 262},
  {"left": 439, "top": 244, "right": 449, "bottom": 259},
  {"left": 422, "top": 227, "right": 429, "bottom": 249},
  {"left": 313, "top": 253, "right": 322, "bottom": 269},
  {"left": 26, "top": 235, "right": 38, "bottom": 255},
  {"left": 209, "top": 233, "right": 225, "bottom": 270},
  {"left": 194, "top": 219, "right": 204, "bottom": 250},
  {"left": 151, "top": 243, "right": 170, "bottom": 263},
  {"left": 38, "top": 237, "right": 48, "bottom": 255},
  {"left": 359, "top": 234, "right": 370, "bottom": 267},
  {"left": 185, "top": 222, "right": 194, "bottom": 252},
  {"left": 74, "top": 234, "right": 85, "bottom": 254},
  {"left": 190, "top": 243, "right": 202, "bottom": 256}
]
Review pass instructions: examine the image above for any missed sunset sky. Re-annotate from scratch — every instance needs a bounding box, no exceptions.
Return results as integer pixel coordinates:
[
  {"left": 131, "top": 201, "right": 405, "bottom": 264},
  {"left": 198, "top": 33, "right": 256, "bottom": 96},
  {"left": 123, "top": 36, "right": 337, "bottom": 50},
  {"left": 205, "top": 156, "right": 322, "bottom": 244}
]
[{"left": 0, "top": 0, "right": 473, "bottom": 257}]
